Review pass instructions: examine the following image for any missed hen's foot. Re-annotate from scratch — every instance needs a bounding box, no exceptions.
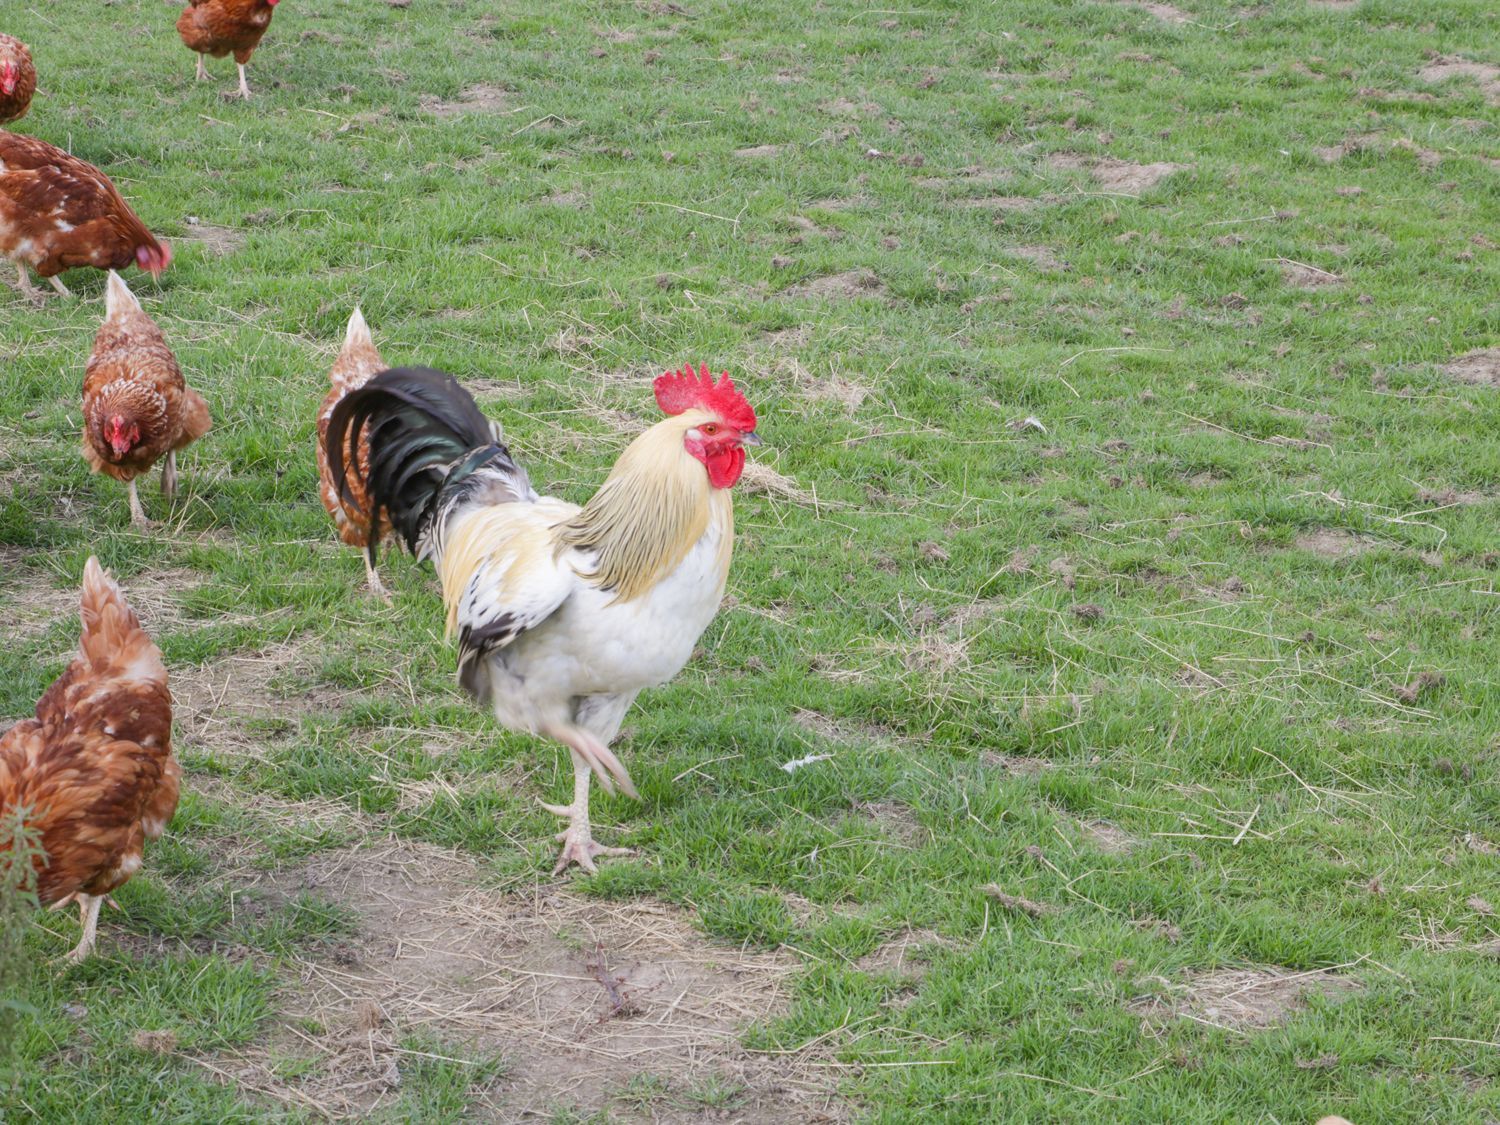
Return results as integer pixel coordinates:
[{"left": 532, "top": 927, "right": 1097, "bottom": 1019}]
[
  {"left": 541, "top": 800, "right": 631, "bottom": 875},
  {"left": 195, "top": 57, "right": 208, "bottom": 82},
  {"left": 364, "top": 556, "right": 392, "bottom": 603},
  {"left": 48, "top": 275, "right": 72, "bottom": 299},
  {"left": 236, "top": 64, "right": 252, "bottom": 99}
]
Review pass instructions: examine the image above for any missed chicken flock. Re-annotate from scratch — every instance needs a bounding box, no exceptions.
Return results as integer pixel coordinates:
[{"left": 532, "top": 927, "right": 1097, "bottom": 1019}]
[{"left": 0, "top": 9, "right": 763, "bottom": 959}]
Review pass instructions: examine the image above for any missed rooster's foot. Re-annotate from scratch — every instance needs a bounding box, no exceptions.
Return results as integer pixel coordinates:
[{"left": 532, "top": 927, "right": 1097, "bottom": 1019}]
[
  {"left": 551, "top": 826, "right": 632, "bottom": 875},
  {"left": 364, "top": 556, "right": 392, "bottom": 603}
]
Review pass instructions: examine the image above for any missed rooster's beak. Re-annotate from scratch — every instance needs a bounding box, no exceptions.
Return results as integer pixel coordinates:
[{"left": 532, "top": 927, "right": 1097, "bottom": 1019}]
[{"left": 741, "top": 431, "right": 762, "bottom": 447}]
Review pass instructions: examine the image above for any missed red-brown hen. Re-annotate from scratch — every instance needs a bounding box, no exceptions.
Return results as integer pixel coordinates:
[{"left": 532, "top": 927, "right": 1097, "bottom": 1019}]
[
  {"left": 0, "top": 132, "right": 171, "bottom": 303},
  {"left": 82, "top": 272, "right": 212, "bottom": 527},
  {"left": 0, "top": 33, "right": 37, "bottom": 124},
  {"left": 0, "top": 558, "right": 179, "bottom": 963},
  {"left": 176, "top": 0, "right": 282, "bottom": 99}
]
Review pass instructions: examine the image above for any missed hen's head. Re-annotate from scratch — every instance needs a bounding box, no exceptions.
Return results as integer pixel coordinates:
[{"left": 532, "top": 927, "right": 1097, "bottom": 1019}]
[
  {"left": 135, "top": 241, "right": 172, "bottom": 278},
  {"left": 0, "top": 59, "right": 17, "bottom": 97},
  {"left": 654, "top": 363, "right": 760, "bottom": 489},
  {"left": 104, "top": 415, "right": 141, "bottom": 459}
]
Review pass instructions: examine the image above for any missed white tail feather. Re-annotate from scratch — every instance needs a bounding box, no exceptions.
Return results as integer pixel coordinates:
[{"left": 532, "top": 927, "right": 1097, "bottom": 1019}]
[{"left": 104, "top": 270, "right": 140, "bottom": 318}]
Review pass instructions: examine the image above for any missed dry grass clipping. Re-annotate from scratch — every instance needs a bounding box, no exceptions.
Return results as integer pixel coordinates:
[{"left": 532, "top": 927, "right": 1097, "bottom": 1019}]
[{"left": 1130, "top": 965, "right": 1362, "bottom": 1032}]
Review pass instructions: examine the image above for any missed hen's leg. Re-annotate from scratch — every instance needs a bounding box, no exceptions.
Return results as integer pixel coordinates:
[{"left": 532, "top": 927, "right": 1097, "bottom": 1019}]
[
  {"left": 62, "top": 895, "right": 103, "bottom": 964},
  {"left": 161, "top": 451, "right": 177, "bottom": 499},
  {"left": 47, "top": 275, "right": 72, "bottom": 298},
  {"left": 13, "top": 264, "right": 44, "bottom": 306},
  {"left": 127, "top": 480, "right": 151, "bottom": 528},
  {"left": 236, "top": 64, "right": 252, "bottom": 99},
  {"left": 195, "top": 56, "right": 208, "bottom": 82},
  {"left": 541, "top": 749, "right": 633, "bottom": 875},
  {"left": 363, "top": 554, "right": 391, "bottom": 602}
]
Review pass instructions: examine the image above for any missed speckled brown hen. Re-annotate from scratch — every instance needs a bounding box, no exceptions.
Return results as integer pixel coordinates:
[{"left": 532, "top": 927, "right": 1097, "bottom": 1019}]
[
  {"left": 0, "top": 34, "right": 37, "bottom": 124},
  {"left": 82, "top": 272, "right": 211, "bottom": 527},
  {"left": 0, "top": 557, "right": 179, "bottom": 963},
  {"left": 317, "top": 307, "right": 395, "bottom": 598},
  {"left": 176, "top": 0, "right": 281, "bottom": 99},
  {"left": 0, "top": 132, "right": 172, "bottom": 303}
]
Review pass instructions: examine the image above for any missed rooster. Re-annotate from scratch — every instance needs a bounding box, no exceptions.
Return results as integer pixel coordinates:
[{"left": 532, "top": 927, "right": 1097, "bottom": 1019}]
[
  {"left": 327, "top": 363, "right": 760, "bottom": 873},
  {"left": 316, "top": 308, "right": 394, "bottom": 598},
  {"left": 82, "top": 272, "right": 212, "bottom": 526},
  {"left": 0, "top": 558, "right": 179, "bottom": 963},
  {"left": 176, "top": 0, "right": 282, "bottom": 100},
  {"left": 0, "top": 132, "right": 172, "bottom": 303},
  {"left": 0, "top": 33, "right": 36, "bottom": 124}
]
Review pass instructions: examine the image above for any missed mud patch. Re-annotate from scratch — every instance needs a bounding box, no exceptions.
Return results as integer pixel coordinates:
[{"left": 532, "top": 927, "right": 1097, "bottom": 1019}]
[
  {"left": 181, "top": 221, "right": 246, "bottom": 257},
  {"left": 784, "top": 269, "right": 888, "bottom": 301},
  {"left": 1130, "top": 965, "right": 1362, "bottom": 1031},
  {"left": 1441, "top": 348, "right": 1500, "bottom": 387},
  {"left": 209, "top": 842, "right": 839, "bottom": 1121},
  {"left": 1048, "top": 153, "right": 1188, "bottom": 194},
  {"left": 1294, "top": 529, "right": 1368, "bottom": 559},
  {"left": 1417, "top": 57, "right": 1500, "bottom": 106},
  {"left": 422, "top": 85, "right": 512, "bottom": 117}
]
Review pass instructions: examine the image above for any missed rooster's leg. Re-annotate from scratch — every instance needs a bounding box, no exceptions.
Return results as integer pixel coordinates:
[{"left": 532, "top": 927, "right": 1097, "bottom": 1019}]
[
  {"left": 161, "top": 451, "right": 177, "bottom": 500},
  {"left": 195, "top": 56, "right": 208, "bottom": 82},
  {"left": 541, "top": 749, "right": 633, "bottom": 875},
  {"left": 48, "top": 275, "right": 72, "bottom": 298},
  {"left": 363, "top": 554, "right": 391, "bottom": 602},
  {"left": 127, "top": 479, "right": 151, "bottom": 528},
  {"left": 236, "top": 64, "right": 252, "bottom": 99},
  {"left": 61, "top": 895, "right": 103, "bottom": 964}
]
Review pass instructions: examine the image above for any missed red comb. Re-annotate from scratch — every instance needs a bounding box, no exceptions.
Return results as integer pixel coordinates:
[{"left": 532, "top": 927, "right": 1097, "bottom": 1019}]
[{"left": 653, "top": 363, "right": 757, "bottom": 432}]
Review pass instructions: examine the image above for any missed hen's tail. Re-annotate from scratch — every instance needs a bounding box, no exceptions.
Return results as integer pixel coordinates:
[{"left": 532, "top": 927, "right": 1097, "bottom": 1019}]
[
  {"left": 78, "top": 557, "right": 166, "bottom": 686},
  {"left": 326, "top": 366, "right": 534, "bottom": 564}
]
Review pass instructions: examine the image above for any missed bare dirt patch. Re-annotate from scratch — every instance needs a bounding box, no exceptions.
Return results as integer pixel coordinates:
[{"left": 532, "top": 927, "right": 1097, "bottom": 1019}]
[
  {"left": 851, "top": 801, "right": 926, "bottom": 846},
  {"left": 2, "top": 555, "right": 206, "bottom": 648},
  {"left": 1078, "top": 820, "right": 1137, "bottom": 854},
  {"left": 734, "top": 144, "right": 786, "bottom": 158},
  {"left": 1117, "top": 1, "right": 1192, "bottom": 24},
  {"left": 1294, "top": 529, "right": 1368, "bottom": 559},
  {"left": 1009, "top": 245, "right": 1068, "bottom": 271},
  {"left": 784, "top": 269, "right": 888, "bottom": 301},
  {"left": 739, "top": 460, "right": 828, "bottom": 509},
  {"left": 1441, "top": 348, "right": 1500, "bottom": 387},
  {"left": 422, "top": 85, "right": 512, "bottom": 117},
  {"left": 1048, "top": 153, "right": 1188, "bottom": 194},
  {"left": 181, "top": 220, "right": 246, "bottom": 257},
  {"left": 791, "top": 708, "right": 901, "bottom": 748},
  {"left": 856, "top": 928, "right": 949, "bottom": 980},
  {"left": 758, "top": 355, "right": 870, "bottom": 412},
  {"left": 952, "top": 195, "right": 1036, "bottom": 212},
  {"left": 211, "top": 841, "right": 840, "bottom": 1121},
  {"left": 1130, "top": 965, "right": 1362, "bottom": 1031},
  {"left": 1417, "top": 57, "right": 1500, "bottom": 106},
  {"left": 1308, "top": 0, "right": 1358, "bottom": 8},
  {"left": 542, "top": 188, "right": 589, "bottom": 208},
  {"left": 980, "top": 751, "right": 1052, "bottom": 777},
  {"left": 1315, "top": 133, "right": 1442, "bottom": 170},
  {"left": 1278, "top": 259, "right": 1343, "bottom": 288},
  {"left": 171, "top": 635, "right": 362, "bottom": 756}
]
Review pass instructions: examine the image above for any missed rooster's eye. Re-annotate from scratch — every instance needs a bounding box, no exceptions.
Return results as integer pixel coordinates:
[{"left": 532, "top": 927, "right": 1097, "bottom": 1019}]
[{"left": 702, "top": 423, "right": 719, "bottom": 436}]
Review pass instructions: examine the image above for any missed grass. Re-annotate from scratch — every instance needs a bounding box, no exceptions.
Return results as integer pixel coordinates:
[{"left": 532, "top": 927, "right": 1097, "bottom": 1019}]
[{"left": 2, "top": 0, "right": 1499, "bottom": 1119}]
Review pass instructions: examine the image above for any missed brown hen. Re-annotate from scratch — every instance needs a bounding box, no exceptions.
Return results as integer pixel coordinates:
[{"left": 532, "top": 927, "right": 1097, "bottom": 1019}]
[
  {"left": 317, "top": 307, "right": 394, "bottom": 598},
  {"left": 82, "top": 272, "right": 212, "bottom": 527},
  {"left": 176, "top": 0, "right": 281, "bottom": 99},
  {"left": 0, "top": 558, "right": 179, "bottom": 963},
  {"left": 0, "top": 34, "right": 37, "bottom": 124},
  {"left": 0, "top": 132, "right": 172, "bottom": 303}
]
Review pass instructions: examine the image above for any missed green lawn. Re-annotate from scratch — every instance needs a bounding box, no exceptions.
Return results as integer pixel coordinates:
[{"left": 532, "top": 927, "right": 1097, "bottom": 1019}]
[{"left": 2, "top": 0, "right": 1499, "bottom": 1120}]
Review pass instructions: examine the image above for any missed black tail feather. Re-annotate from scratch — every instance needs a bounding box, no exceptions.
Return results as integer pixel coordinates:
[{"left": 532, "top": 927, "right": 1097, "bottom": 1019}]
[{"left": 326, "top": 366, "right": 511, "bottom": 560}]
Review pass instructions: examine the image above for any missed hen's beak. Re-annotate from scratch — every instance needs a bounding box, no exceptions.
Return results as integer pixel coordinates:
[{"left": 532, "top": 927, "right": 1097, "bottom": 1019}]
[{"left": 741, "top": 431, "right": 762, "bottom": 447}]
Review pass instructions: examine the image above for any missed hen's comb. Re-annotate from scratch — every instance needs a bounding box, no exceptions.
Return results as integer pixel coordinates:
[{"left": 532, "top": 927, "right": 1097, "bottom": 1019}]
[{"left": 653, "top": 363, "right": 757, "bottom": 432}]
